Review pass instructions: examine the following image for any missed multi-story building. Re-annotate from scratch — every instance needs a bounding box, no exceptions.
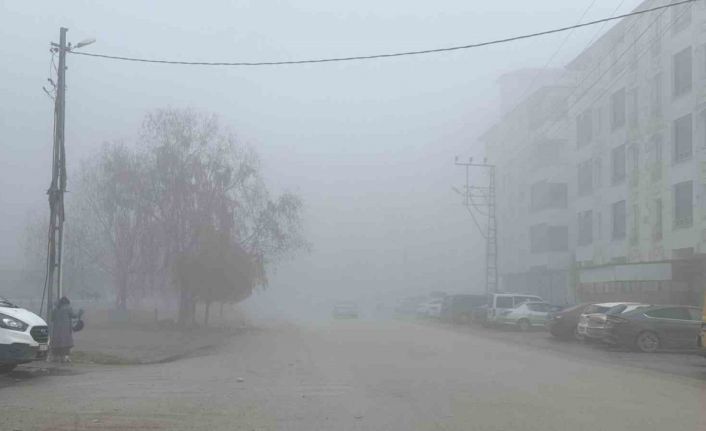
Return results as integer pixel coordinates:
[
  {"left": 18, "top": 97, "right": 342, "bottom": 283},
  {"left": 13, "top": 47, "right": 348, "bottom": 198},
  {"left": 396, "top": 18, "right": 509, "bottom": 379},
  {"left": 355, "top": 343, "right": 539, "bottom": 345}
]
[
  {"left": 481, "top": 0, "right": 706, "bottom": 306},
  {"left": 482, "top": 82, "right": 575, "bottom": 304}
]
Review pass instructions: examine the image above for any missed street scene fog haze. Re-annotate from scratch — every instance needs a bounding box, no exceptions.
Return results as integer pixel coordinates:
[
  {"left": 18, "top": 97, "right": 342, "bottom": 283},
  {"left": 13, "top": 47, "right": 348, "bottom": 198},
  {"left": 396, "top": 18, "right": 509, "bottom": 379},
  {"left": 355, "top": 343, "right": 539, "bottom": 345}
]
[{"left": 2, "top": 1, "right": 706, "bottom": 430}]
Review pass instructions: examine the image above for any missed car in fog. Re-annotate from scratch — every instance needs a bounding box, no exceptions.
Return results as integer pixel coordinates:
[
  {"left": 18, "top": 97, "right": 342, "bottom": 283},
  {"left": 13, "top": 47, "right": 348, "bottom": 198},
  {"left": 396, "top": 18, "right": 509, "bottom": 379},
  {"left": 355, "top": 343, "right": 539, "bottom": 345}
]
[
  {"left": 485, "top": 293, "right": 543, "bottom": 326},
  {"left": 440, "top": 294, "right": 487, "bottom": 324},
  {"left": 496, "top": 301, "right": 558, "bottom": 331},
  {"left": 576, "top": 302, "right": 646, "bottom": 341},
  {"left": 332, "top": 302, "right": 359, "bottom": 319},
  {"left": 602, "top": 305, "right": 702, "bottom": 353},
  {"left": 417, "top": 299, "right": 443, "bottom": 318},
  {"left": 0, "top": 296, "right": 49, "bottom": 373},
  {"left": 547, "top": 303, "right": 591, "bottom": 339}
]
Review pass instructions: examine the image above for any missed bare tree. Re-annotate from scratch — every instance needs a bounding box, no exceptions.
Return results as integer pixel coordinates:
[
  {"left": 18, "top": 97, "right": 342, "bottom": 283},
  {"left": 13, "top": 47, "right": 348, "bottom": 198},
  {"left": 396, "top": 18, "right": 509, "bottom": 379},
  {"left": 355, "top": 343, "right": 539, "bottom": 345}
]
[{"left": 73, "top": 143, "right": 153, "bottom": 310}]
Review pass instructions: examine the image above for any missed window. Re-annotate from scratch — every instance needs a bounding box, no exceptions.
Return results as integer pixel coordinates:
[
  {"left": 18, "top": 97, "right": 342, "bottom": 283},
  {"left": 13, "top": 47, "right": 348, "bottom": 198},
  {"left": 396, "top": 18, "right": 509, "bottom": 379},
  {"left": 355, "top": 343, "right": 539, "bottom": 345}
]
[
  {"left": 596, "top": 211, "right": 602, "bottom": 240},
  {"left": 578, "top": 160, "right": 593, "bottom": 196},
  {"left": 578, "top": 210, "right": 593, "bottom": 246},
  {"left": 645, "top": 307, "right": 691, "bottom": 320},
  {"left": 530, "top": 224, "right": 568, "bottom": 253},
  {"left": 671, "top": 1, "right": 692, "bottom": 35},
  {"left": 627, "top": 88, "right": 639, "bottom": 128},
  {"left": 630, "top": 204, "right": 640, "bottom": 245},
  {"left": 674, "top": 181, "right": 693, "bottom": 228},
  {"left": 673, "top": 113, "right": 692, "bottom": 163},
  {"left": 496, "top": 296, "right": 514, "bottom": 308},
  {"left": 577, "top": 109, "right": 593, "bottom": 148},
  {"left": 650, "top": 73, "right": 662, "bottom": 119},
  {"left": 530, "top": 182, "right": 568, "bottom": 211},
  {"left": 527, "top": 303, "right": 550, "bottom": 312},
  {"left": 594, "top": 157, "right": 602, "bottom": 188},
  {"left": 515, "top": 296, "right": 541, "bottom": 307},
  {"left": 654, "top": 198, "right": 663, "bottom": 240},
  {"left": 612, "top": 144, "right": 626, "bottom": 184},
  {"left": 612, "top": 200, "right": 627, "bottom": 240},
  {"left": 650, "top": 133, "right": 663, "bottom": 181},
  {"left": 629, "top": 143, "right": 640, "bottom": 185},
  {"left": 611, "top": 88, "right": 626, "bottom": 130},
  {"left": 702, "top": 110, "right": 706, "bottom": 149},
  {"left": 595, "top": 106, "right": 603, "bottom": 135},
  {"left": 673, "top": 47, "right": 692, "bottom": 98}
]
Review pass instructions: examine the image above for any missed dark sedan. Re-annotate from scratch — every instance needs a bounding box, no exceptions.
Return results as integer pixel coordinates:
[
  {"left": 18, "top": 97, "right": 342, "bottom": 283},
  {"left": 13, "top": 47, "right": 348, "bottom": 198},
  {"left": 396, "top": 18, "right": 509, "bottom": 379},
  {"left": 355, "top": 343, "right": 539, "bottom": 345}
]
[
  {"left": 547, "top": 303, "right": 590, "bottom": 339},
  {"left": 603, "top": 305, "right": 702, "bottom": 352}
]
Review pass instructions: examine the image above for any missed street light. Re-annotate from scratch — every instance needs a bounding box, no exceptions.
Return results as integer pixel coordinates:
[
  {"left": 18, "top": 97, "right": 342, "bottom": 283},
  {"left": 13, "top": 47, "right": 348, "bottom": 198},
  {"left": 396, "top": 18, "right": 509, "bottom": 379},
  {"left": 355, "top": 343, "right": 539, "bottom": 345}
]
[{"left": 74, "top": 38, "right": 96, "bottom": 49}]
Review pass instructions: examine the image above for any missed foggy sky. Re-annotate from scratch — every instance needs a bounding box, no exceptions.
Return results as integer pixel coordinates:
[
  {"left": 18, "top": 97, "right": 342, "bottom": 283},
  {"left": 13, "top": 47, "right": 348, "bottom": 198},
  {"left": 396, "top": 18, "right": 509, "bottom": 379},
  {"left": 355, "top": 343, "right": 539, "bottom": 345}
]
[{"left": 0, "top": 0, "right": 642, "bottom": 319}]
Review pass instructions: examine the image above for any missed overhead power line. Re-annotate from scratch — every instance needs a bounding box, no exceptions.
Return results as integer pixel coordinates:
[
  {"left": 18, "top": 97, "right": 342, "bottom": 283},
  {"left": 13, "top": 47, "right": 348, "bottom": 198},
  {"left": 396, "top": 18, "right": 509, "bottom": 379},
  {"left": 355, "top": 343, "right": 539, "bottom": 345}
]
[{"left": 68, "top": 0, "right": 697, "bottom": 67}]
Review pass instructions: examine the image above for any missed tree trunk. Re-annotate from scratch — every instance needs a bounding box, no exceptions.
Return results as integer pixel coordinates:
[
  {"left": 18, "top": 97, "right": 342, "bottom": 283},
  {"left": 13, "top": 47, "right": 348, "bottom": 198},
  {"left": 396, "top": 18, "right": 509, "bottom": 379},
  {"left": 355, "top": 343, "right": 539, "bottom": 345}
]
[
  {"left": 177, "top": 283, "right": 190, "bottom": 326},
  {"left": 204, "top": 302, "right": 211, "bottom": 327},
  {"left": 116, "top": 272, "right": 128, "bottom": 311},
  {"left": 191, "top": 298, "right": 197, "bottom": 327}
]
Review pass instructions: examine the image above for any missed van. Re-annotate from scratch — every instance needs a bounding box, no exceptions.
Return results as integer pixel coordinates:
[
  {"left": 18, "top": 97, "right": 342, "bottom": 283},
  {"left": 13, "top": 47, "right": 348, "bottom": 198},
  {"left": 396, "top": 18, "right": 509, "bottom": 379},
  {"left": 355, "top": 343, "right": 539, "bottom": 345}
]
[
  {"left": 440, "top": 294, "right": 487, "bottom": 324},
  {"left": 0, "top": 296, "right": 49, "bottom": 373},
  {"left": 485, "top": 293, "right": 543, "bottom": 325}
]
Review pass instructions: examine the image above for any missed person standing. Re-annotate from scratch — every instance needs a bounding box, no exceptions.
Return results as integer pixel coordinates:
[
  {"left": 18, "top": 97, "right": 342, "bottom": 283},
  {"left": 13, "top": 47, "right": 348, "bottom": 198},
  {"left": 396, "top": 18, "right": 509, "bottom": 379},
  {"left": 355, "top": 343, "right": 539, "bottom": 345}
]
[{"left": 50, "top": 296, "right": 82, "bottom": 363}]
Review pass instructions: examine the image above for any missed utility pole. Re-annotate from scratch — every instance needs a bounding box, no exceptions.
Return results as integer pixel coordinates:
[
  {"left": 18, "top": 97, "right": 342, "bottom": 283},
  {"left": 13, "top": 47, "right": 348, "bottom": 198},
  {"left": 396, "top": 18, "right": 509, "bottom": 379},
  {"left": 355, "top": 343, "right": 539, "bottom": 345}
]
[
  {"left": 46, "top": 27, "right": 69, "bottom": 325},
  {"left": 454, "top": 157, "right": 498, "bottom": 295}
]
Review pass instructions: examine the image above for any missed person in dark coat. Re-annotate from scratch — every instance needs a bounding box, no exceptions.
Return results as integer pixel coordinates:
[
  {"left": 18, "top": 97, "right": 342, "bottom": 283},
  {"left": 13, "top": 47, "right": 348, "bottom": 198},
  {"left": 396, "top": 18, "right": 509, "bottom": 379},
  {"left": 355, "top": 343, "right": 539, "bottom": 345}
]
[{"left": 50, "top": 296, "right": 82, "bottom": 363}]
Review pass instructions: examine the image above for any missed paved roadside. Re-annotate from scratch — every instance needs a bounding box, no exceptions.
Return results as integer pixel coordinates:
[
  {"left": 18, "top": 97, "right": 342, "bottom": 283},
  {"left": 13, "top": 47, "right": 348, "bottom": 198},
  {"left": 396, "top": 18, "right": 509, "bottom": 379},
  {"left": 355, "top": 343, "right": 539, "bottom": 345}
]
[
  {"left": 3, "top": 320, "right": 706, "bottom": 431},
  {"left": 419, "top": 319, "right": 706, "bottom": 380}
]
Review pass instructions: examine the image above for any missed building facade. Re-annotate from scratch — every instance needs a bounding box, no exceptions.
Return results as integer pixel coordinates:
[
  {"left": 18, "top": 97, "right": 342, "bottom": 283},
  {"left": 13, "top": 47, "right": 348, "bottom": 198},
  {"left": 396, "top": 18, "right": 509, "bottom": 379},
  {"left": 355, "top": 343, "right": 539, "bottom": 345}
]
[{"left": 481, "top": 0, "right": 706, "bottom": 306}]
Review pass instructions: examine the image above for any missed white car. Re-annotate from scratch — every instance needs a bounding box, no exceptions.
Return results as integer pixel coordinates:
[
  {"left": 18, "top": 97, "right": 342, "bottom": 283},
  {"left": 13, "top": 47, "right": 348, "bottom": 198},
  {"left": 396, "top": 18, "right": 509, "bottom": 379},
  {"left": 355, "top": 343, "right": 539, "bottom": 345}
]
[
  {"left": 576, "top": 302, "right": 646, "bottom": 341},
  {"left": 0, "top": 296, "right": 49, "bottom": 373},
  {"left": 417, "top": 299, "right": 443, "bottom": 318},
  {"left": 497, "top": 302, "right": 557, "bottom": 331},
  {"left": 426, "top": 300, "right": 444, "bottom": 319},
  {"left": 485, "top": 293, "right": 544, "bottom": 325}
]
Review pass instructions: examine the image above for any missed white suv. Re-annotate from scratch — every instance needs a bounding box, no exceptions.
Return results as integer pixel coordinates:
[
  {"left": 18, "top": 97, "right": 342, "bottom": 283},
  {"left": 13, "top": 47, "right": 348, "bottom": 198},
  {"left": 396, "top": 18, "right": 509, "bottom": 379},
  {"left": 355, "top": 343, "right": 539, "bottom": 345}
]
[
  {"left": 486, "top": 293, "right": 544, "bottom": 325},
  {"left": 0, "top": 296, "right": 49, "bottom": 373}
]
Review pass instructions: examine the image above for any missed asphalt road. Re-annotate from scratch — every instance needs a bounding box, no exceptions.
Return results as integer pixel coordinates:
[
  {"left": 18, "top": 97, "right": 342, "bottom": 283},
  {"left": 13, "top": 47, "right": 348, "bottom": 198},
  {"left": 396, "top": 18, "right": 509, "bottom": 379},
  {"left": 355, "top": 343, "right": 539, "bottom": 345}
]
[{"left": 2, "top": 320, "right": 706, "bottom": 430}]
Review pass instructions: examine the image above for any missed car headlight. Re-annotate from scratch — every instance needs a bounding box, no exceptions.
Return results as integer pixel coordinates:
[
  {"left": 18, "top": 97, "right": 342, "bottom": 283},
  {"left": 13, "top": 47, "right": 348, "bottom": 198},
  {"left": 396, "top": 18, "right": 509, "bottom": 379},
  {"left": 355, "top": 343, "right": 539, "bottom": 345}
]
[{"left": 0, "top": 313, "right": 28, "bottom": 332}]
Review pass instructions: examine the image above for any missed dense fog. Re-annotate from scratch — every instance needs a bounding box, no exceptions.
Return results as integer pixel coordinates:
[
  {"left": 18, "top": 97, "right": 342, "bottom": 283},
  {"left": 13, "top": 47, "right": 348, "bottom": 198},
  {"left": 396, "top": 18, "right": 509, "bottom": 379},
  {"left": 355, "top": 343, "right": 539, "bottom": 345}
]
[{"left": 0, "top": 0, "right": 643, "bottom": 320}]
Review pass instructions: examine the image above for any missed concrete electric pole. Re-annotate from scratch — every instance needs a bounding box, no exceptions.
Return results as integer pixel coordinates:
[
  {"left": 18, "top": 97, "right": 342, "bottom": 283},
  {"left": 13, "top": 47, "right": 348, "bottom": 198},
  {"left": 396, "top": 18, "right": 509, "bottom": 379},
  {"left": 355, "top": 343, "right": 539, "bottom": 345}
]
[
  {"left": 454, "top": 157, "right": 498, "bottom": 295},
  {"left": 46, "top": 27, "right": 69, "bottom": 325}
]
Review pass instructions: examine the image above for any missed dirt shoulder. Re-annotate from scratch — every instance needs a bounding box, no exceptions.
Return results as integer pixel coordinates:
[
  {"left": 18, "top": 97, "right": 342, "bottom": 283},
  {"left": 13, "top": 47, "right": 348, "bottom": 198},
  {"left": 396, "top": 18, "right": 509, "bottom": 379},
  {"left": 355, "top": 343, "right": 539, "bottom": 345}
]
[{"left": 68, "top": 308, "right": 251, "bottom": 365}]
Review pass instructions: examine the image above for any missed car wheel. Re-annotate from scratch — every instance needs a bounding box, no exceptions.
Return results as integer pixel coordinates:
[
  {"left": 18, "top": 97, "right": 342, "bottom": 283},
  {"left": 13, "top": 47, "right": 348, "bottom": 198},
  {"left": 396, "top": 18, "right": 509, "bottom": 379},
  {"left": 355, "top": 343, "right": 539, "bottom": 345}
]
[
  {"left": 517, "top": 319, "right": 531, "bottom": 332},
  {"left": 635, "top": 331, "right": 660, "bottom": 353},
  {"left": 0, "top": 364, "right": 17, "bottom": 374}
]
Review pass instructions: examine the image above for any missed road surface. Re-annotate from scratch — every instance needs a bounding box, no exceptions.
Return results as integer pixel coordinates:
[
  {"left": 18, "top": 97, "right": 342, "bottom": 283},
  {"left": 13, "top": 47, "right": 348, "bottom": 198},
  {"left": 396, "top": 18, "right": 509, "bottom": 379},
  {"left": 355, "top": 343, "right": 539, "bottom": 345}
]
[{"left": 2, "top": 320, "right": 706, "bottom": 430}]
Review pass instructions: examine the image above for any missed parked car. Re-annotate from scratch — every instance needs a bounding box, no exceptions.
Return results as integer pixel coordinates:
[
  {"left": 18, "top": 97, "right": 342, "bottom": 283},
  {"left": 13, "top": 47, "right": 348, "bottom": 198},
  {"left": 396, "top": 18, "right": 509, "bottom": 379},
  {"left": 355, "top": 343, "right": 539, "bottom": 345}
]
[
  {"left": 547, "top": 303, "right": 591, "bottom": 339},
  {"left": 700, "top": 293, "right": 706, "bottom": 357},
  {"left": 497, "top": 301, "right": 558, "bottom": 331},
  {"left": 0, "top": 296, "right": 49, "bottom": 373},
  {"left": 700, "top": 321, "right": 706, "bottom": 357},
  {"left": 440, "top": 294, "right": 487, "bottom": 324},
  {"left": 602, "top": 305, "right": 702, "bottom": 352},
  {"left": 577, "top": 303, "right": 647, "bottom": 341},
  {"left": 395, "top": 297, "right": 425, "bottom": 316},
  {"left": 417, "top": 299, "right": 443, "bottom": 318},
  {"left": 485, "top": 293, "right": 543, "bottom": 326},
  {"left": 332, "top": 302, "right": 359, "bottom": 319}
]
